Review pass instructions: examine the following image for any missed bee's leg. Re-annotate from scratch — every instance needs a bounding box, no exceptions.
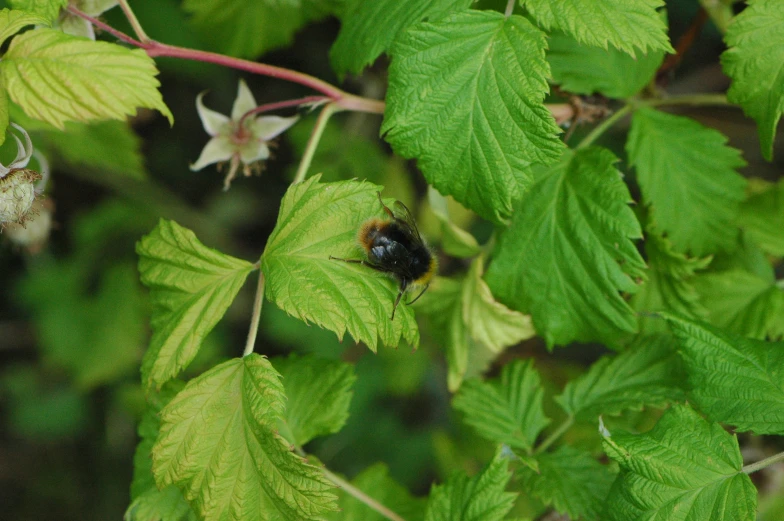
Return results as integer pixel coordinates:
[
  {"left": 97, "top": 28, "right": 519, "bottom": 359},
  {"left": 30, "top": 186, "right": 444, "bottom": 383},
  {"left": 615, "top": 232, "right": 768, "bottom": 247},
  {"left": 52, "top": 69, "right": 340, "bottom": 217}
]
[
  {"left": 377, "top": 192, "right": 395, "bottom": 219},
  {"left": 329, "top": 255, "right": 364, "bottom": 264},
  {"left": 406, "top": 284, "right": 429, "bottom": 305},
  {"left": 391, "top": 289, "right": 405, "bottom": 321}
]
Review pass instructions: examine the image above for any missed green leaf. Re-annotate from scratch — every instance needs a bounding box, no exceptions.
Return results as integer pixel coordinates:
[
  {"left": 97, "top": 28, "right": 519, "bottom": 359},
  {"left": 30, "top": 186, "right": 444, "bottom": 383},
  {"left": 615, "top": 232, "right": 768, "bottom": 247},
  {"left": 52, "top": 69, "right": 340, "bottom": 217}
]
[
  {"left": 547, "top": 30, "right": 664, "bottom": 98},
  {"left": 18, "top": 261, "right": 146, "bottom": 389},
  {"left": 665, "top": 314, "right": 784, "bottom": 434},
  {"left": 694, "top": 270, "right": 784, "bottom": 341},
  {"left": 721, "top": 0, "right": 784, "bottom": 160},
  {"left": 738, "top": 178, "right": 784, "bottom": 257},
  {"left": 153, "top": 355, "right": 338, "bottom": 521},
  {"left": 631, "top": 227, "right": 711, "bottom": 334},
  {"left": 556, "top": 334, "right": 686, "bottom": 421},
  {"left": 0, "top": 8, "right": 50, "bottom": 47},
  {"left": 602, "top": 404, "right": 756, "bottom": 521},
  {"left": 7, "top": 0, "right": 65, "bottom": 22},
  {"left": 329, "top": 0, "right": 471, "bottom": 76},
  {"left": 0, "top": 80, "right": 7, "bottom": 147},
  {"left": 136, "top": 219, "right": 255, "bottom": 390},
  {"left": 626, "top": 108, "right": 747, "bottom": 256},
  {"left": 0, "top": 29, "right": 173, "bottom": 129},
  {"left": 272, "top": 354, "right": 356, "bottom": 446},
  {"left": 485, "top": 147, "right": 646, "bottom": 347},
  {"left": 453, "top": 360, "right": 550, "bottom": 451},
  {"left": 261, "top": 176, "right": 419, "bottom": 351},
  {"left": 419, "top": 258, "right": 535, "bottom": 391},
  {"left": 12, "top": 105, "right": 148, "bottom": 179},
  {"left": 519, "top": 446, "right": 616, "bottom": 521},
  {"left": 182, "top": 0, "right": 305, "bottom": 59},
  {"left": 326, "top": 464, "right": 426, "bottom": 521},
  {"left": 522, "top": 0, "right": 673, "bottom": 56},
  {"left": 127, "top": 382, "right": 196, "bottom": 521},
  {"left": 425, "top": 450, "right": 516, "bottom": 521},
  {"left": 382, "top": 10, "right": 564, "bottom": 223}
]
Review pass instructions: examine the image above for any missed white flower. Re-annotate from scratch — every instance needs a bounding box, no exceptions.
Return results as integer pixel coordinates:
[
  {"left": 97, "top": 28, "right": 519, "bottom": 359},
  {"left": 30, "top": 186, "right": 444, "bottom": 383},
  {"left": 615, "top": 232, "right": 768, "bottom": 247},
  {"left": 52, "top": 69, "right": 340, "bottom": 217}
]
[{"left": 191, "top": 79, "right": 299, "bottom": 190}]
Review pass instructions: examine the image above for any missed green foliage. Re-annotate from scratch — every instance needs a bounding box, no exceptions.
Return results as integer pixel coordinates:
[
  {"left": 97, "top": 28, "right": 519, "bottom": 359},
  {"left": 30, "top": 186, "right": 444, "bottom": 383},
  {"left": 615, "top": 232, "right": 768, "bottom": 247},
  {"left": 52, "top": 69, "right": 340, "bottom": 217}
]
[
  {"left": 127, "top": 381, "right": 196, "bottom": 521},
  {"left": 272, "top": 353, "right": 356, "bottom": 446},
  {"left": 603, "top": 404, "right": 756, "bottom": 521},
  {"left": 626, "top": 107, "right": 747, "bottom": 256},
  {"left": 547, "top": 30, "right": 664, "bottom": 98},
  {"left": 181, "top": 0, "right": 306, "bottom": 59},
  {"left": 721, "top": 0, "right": 784, "bottom": 160},
  {"left": 0, "top": 28, "right": 172, "bottom": 128},
  {"left": 0, "top": 8, "right": 49, "bottom": 47},
  {"left": 424, "top": 450, "right": 516, "bottom": 521},
  {"left": 152, "top": 355, "right": 338, "bottom": 521},
  {"left": 416, "top": 258, "right": 535, "bottom": 391},
  {"left": 555, "top": 334, "right": 686, "bottom": 421},
  {"left": 382, "top": 9, "right": 564, "bottom": 223},
  {"left": 453, "top": 360, "right": 550, "bottom": 452},
  {"left": 486, "top": 147, "right": 646, "bottom": 347},
  {"left": 738, "top": 178, "right": 784, "bottom": 257},
  {"left": 326, "top": 464, "right": 426, "bottom": 521},
  {"left": 665, "top": 315, "right": 784, "bottom": 435},
  {"left": 136, "top": 219, "right": 255, "bottom": 391},
  {"left": 330, "top": 0, "right": 472, "bottom": 76},
  {"left": 631, "top": 228, "right": 711, "bottom": 333},
  {"left": 521, "top": 0, "right": 673, "bottom": 56},
  {"left": 519, "top": 446, "right": 616, "bottom": 521},
  {"left": 8, "top": 0, "right": 65, "bottom": 22},
  {"left": 694, "top": 269, "right": 784, "bottom": 341},
  {"left": 261, "top": 175, "right": 419, "bottom": 351}
]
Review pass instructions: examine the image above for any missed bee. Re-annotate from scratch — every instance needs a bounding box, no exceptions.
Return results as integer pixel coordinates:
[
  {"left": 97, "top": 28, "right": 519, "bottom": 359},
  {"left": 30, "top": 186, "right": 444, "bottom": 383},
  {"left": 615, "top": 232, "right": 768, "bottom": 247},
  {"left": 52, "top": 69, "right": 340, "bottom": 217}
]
[{"left": 330, "top": 192, "right": 437, "bottom": 320}]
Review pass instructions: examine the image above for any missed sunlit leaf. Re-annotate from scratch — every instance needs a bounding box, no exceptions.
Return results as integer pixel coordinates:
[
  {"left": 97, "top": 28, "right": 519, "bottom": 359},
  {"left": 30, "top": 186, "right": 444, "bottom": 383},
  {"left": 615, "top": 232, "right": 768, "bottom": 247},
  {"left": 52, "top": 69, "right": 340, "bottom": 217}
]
[
  {"left": 153, "top": 355, "right": 338, "bottom": 521},
  {"left": 136, "top": 219, "right": 255, "bottom": 390},
  {"left": 261, "top": 175, "right": 419, "bottom": 351}
]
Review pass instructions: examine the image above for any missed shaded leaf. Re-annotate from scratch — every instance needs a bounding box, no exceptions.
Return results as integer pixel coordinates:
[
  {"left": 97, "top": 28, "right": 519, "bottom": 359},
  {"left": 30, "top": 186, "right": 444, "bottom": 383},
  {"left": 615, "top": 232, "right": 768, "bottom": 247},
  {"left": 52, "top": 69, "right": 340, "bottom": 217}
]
[{"left": 486, "top": 147, "right": 646, "bottom": 347}]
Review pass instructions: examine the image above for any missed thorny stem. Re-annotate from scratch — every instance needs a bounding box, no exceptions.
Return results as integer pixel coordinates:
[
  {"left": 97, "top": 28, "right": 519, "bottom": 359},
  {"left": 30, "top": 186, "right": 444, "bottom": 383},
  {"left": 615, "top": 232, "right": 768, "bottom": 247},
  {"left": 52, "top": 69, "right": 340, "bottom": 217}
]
[
  {"left": 534, "top": 416, "right": 574, "bottom": 455},
  {"left": 742, "top": 450, "right": 784, "bottom": 475},
  {"left": 292, "top": 103, "right": 339, "bottom": 184},
  {"left": 117, "top": 0, "right": 150, "bottom": 43},
  {"left": 242, "top": 269, "right": 265, "bottom": 357}
]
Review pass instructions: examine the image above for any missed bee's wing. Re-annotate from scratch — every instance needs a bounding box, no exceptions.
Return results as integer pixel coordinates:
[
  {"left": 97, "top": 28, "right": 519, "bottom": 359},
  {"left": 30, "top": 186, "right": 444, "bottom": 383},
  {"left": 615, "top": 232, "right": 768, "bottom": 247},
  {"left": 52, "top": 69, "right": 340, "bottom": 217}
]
[{"left": 391, "top": 200, "right": 423, "bottom": 243}]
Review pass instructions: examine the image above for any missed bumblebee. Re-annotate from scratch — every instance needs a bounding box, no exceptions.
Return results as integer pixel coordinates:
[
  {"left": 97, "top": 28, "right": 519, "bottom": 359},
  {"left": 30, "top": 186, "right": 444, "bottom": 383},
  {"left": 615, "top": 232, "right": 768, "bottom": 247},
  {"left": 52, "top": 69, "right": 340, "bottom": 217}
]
[{"left": 330, "top": 192, "right": 437, "bottom": 320}]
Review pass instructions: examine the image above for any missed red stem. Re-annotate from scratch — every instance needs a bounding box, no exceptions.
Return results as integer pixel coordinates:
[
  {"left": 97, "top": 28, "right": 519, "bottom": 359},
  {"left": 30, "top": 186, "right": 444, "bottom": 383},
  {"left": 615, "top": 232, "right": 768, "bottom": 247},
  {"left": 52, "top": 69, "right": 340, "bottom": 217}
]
[{"left": 65, "top": 5, "right": 386, "bottom": 114}]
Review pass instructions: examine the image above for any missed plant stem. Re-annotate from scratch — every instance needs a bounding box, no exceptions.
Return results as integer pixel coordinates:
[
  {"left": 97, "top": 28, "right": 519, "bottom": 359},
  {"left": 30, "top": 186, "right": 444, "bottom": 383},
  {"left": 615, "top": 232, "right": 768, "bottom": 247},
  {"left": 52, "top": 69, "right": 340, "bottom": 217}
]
[
  {"left": 743, "top": 450, "right": 784, "bottom": 475},
  {"left": 292, "top": 103, "right": 339, "bottom": 184},
  {"left": 576, "top": 105, "right": 632, "bottom": 149},
  {"left": 504, "top": 0, "right": 515, "bottom": 17},
  {"left": 116, "top": 0, "right": 150, "bottom": 43},
  {"left": 534, "top": 416, "right": 574, "bottom": 455},
  {"left": 321, "top": 467, "right": 409, "bottom": 521},
  {"left": 242, "top": 270, "right": 265, "bottom": 357},
  {"left": 641, "top": 93, "right": 730, "bottom": 108},
  {"left": 66, "top": 6, "right": 385, "bottom": 115}
]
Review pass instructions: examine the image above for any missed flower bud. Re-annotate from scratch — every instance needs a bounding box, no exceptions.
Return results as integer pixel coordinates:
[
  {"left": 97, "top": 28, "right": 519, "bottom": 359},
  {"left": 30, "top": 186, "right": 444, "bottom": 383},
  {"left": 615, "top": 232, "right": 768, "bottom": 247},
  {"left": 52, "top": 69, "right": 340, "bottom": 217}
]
[{"left": 0, "top": 168, "right": 41, "bottom": 226}]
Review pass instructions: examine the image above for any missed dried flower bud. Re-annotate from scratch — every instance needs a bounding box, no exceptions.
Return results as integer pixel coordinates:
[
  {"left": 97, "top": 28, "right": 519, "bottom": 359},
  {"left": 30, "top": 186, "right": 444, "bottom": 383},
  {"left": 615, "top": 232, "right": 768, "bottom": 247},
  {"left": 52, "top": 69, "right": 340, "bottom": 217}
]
[{"left": 0, "top": 168, "right": 41, "bottom": 226}]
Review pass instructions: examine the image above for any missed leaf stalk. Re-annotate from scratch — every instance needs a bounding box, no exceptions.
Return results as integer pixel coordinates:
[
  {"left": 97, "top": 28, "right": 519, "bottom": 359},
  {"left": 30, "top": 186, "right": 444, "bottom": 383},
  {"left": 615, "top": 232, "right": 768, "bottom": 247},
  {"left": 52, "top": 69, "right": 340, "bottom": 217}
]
[
  {"left": 243, "top": 270, "right": 265, "bottom": 357},
  {"left": 742, "top": 450, "right": 784, "bottom": 475},
  {"left": 534, "top": 416, "right": 574, "bottom": 455},
  {"left": 292, "top": 103, "right": 340, "bottom": 184}
]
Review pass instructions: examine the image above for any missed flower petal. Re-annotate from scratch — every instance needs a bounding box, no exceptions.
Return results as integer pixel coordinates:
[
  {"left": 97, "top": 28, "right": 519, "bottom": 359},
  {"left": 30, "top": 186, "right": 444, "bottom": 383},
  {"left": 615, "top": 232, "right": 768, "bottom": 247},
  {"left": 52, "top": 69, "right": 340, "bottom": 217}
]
[
  {"left": 196, "top": 92, "right": 230, "bottom": 136},
  {"left": 231, "top": 79, "right": 258, "bottom": 121},
  {"left": 190, "top": 136, "right": 234, "bottom": 171},
  {"left": 251, "top": 115, "right": 299, "bottom": 140},
  {"left": 9, "top": 123, "right": 33, "bottom": 169},
  {"left": 238, "top": 142, "right": 270, "bottom": 164}
]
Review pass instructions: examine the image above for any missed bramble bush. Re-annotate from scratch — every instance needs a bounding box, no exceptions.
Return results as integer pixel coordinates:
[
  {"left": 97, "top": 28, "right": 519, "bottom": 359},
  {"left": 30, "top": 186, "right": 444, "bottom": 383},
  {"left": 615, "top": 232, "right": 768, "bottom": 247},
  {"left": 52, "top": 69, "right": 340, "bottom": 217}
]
[{"left": 1, "top": 0, "right": 783, "bottom": 520}]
